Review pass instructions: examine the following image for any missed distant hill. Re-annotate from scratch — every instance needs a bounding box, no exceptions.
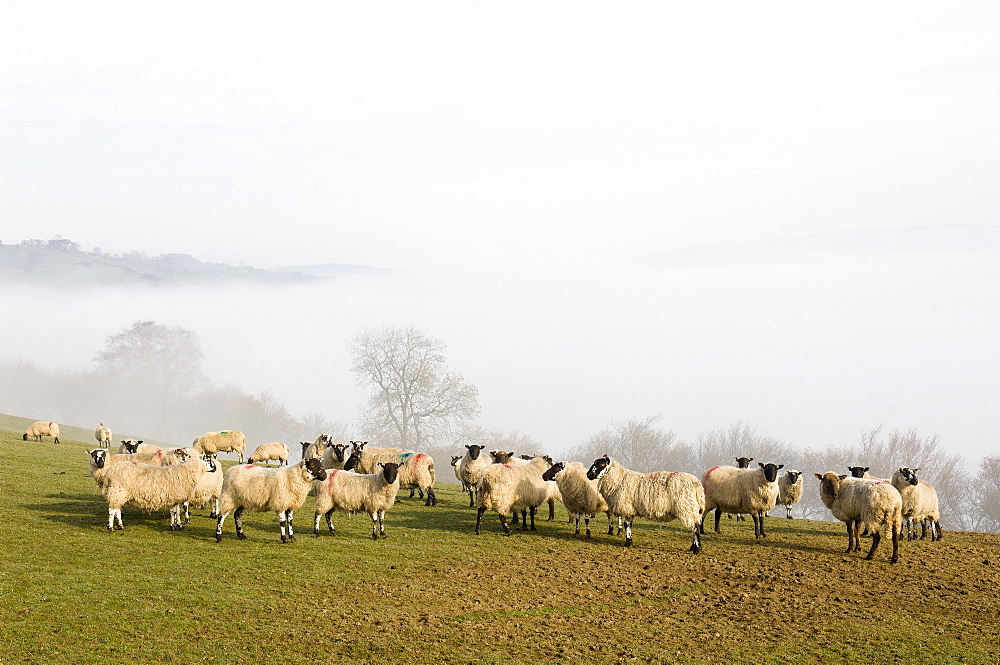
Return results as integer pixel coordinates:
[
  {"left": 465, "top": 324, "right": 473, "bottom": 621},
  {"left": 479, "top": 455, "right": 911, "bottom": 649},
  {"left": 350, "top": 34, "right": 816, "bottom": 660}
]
[
  {"left": 637, "top": 225, "right": 1000, "bottom": 268},
  {"left": 0, "top": 240, "right": 378, "bottom": 287}
]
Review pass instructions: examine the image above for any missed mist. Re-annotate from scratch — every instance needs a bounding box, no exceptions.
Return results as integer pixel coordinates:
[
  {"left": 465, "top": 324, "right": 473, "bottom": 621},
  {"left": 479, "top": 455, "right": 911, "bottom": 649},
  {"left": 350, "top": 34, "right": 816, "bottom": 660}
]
[{"left": 2, "top": 237, "right": 996, "bottom": 462}]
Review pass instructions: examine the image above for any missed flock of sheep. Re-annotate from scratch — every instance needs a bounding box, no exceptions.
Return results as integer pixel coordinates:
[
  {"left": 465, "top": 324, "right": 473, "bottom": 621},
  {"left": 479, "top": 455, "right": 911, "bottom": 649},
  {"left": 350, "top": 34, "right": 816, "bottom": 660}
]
[{"left": 21, "top": 419, "right": 943, "bottom": 563}]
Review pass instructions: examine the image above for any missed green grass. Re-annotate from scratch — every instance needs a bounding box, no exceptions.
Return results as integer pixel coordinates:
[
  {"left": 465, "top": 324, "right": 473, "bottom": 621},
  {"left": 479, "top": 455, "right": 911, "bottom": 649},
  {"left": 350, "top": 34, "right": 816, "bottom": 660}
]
[{"left": 2, "top": 422, "right": 999, "bottom": 664}]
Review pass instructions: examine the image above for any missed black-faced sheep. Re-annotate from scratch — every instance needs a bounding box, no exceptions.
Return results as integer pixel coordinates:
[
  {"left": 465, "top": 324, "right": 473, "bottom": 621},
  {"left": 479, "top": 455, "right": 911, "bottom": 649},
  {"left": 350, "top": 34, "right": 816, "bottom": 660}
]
[
  {"left": 775, "top": 469, "right": 803, "bottom": 519},
  {"left": 815, "top": 472, "right": 902, "bottom": 563},
  {"left": 347, "top": 443, "right": 436, "bottom": 506},
  {"left": 193, "top": 430, "right": 247, "bottom": 463},
  {"left": 312, "top": 464, "right": 401, "bottom": 539},
  {"left": 890, "top": 467, "right": 943, "bottom": 541},
  {"left": 23, "top": 421, "right": 60, "bottom": 444},
  {"left": 543, "top": 461, "right": 613, "bottom": 538},
  {"left": 586, "top": 456, "right": 705, "bottom": 553},
  {"left": 458, "top": 444, "right": 492, "bottom": 508},
  {"left": 247, "top": 442, "right": 289, "bottom": 466},
  {"left": 214, "top": 458, "right": 328, "bottom": 543},
  {"left": 301, "top": 434, "right": 333, "bottom": 461},
  {"left": 702, "top": 462, "right": 783, "bottom": 538},
  {"left": 320, "top": 442, "right": 350, "bottom": 470},
  {"left": 95, "top": 424, "right": 112, "bottom": 448},
  {"left": 100, "top": 453, "right": 215, "bottom": 531}
]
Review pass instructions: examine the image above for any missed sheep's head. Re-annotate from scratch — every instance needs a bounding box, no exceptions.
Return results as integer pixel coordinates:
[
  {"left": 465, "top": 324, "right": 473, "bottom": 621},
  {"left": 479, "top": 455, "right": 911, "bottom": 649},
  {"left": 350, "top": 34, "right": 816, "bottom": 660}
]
[
  {"left": 587, "top": 455, "right": 612, "bottom": 481},
  {"left": 734, "top": 457, "right": 754, "bottom": 468},
  {"left": 200, "top": 454, "right": 217, "bottom": 472},
  {"left": 758, "top": 462, "right": 783, "bottom": 483},
  {"left": 89, "top": 449, "right": 107, "bottom": 469},
  {"left": 121, "top": 439, "right": 143, "bottom": 454},
  {"left": 489, "top": 450, "right": 512, "bottom": 464},
  {"left": 450, "top": 455, "right": 462, "bottom": 467},
  {"left": 343, "top": 452, "right": 361, "bottom": 471},
  {"left": 785, "top": 470, "right": 802, "bottom": 485},
  {"left": 304, "top": 457, "right": 327, "bottom": 481},
  {"left": 897, "top": 467, "right": 920, "bottom": 486},
  {"left": 465, "top": 444, "right": 484, "bottom": 460},
  {"left": 379, "top": 462, "right": 400, "bottom": 484},
  {"left": 815, "top": 472, "right": 848, "bottom": 506},
  {"left": 22, "top": 433, "right": 28, "bottom": 441},
  {"left": 330, "top": 443, "right": 348, "bottom": 463},
  {"left": 351, "top": 441, "right": 367, "bottom": 455},
  {"left": 846, "top": 466, "right": 869, "bottom": 478},
  {"left": 542, "top": 461, "right": 565, "bottom": 482}
]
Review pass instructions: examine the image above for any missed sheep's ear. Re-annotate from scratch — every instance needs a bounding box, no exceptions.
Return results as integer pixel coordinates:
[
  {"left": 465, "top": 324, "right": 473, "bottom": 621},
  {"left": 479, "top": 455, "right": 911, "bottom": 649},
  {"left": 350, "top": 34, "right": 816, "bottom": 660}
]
[
  {"left": 814, "top": 473, "right": 824, "bottom": 480},
  {"left": 838, "top": 474, "right": 847, "bottom": 481},
  {"left": 778, "top": 464, "right": 784, "bottom": 469},
  {"left": 758, "top": 462, "right": 765, "bottom": 468},
  {"left": 913, "top": 468, "right": 920, "bottom": 473},
  {"left": 137, "top": 440, "right": 143, "bottom": 444}
]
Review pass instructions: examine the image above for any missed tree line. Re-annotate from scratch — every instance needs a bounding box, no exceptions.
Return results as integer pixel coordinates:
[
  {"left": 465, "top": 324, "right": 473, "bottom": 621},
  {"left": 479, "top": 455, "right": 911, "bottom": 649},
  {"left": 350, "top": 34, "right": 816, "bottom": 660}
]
[{"left": 3, "top": 320, "right": 997, "bottom": 533}]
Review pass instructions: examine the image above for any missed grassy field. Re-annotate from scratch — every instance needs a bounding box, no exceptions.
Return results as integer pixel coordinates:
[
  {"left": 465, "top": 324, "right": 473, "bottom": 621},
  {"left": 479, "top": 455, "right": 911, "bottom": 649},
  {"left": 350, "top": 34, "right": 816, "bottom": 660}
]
[{"left": 1, "top": 416, "right": 998, "bottom": 664}]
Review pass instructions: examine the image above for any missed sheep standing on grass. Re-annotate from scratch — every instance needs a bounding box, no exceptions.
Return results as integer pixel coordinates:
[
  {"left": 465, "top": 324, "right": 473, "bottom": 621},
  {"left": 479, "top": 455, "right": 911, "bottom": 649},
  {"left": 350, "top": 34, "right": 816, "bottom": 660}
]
[
  {"left": 728, "top": 457, "right": 754, "bottom": 522},
  {"left": 458, "top": 444, "right": 492, "bottom": 508},
  {"left": 348, "top": 442, "right": 436, "bottom": 506},
  {"left": 475, "top": 455, "right": 551, "bottom": 535},
  {"left": 248, "top": 442, "right": 289, "bottom": 467},
  {"left": 23, "top": 421, "right": 60, "bottom": 444},
  {"left": 214, "top": 458, "right": 328, "bottom": 543},
  {"left": 183, "top": 453, "right": 224, "bottom": 522},
  {"left": 88, "top": 447, "right": 190, "bottom": 488},
  {"left": 890, "top": 467, "right": 943, "bottom": 541},
  {"left": 775, "top": 470, "right": 804, "bottom": 519},
  {"left": 542, "top": 461, "right": 613, "bottom": 538},
  {"left": 586, "top": 455, "right": 704, "bottom": 552},
  {"left": 193, "top": 430, "right": 247, "bottom": 463},
  {"left": 313, "top": 463, "right": 401, "bottom": 539},
  {"left": 815, "top": 472, "right": 902, "bottom": 563},
  {"left": 320, "top": 442, "right": 350, "bottom": 470},
  {"left": 95, "top": 424, "right": 112, "bottom": 448},
  {"left": 100, "top": 452, "right": 215, "bottom": 531},
  {"left": 301, "top": 434, "right": 333, "bottom": 461},
  {"left": 702, "top": 462, "right": 783, "bottom": 539}
]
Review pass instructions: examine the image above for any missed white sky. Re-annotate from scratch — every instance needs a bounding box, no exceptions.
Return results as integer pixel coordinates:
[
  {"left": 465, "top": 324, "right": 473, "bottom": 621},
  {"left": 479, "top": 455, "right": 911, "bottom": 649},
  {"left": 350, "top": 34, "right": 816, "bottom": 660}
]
[
  {"left": 3, "top": 1, "right": 999, "bottom": 270},
  {"left": 2, "top": 2, "right": 999, "bottom": 461}
]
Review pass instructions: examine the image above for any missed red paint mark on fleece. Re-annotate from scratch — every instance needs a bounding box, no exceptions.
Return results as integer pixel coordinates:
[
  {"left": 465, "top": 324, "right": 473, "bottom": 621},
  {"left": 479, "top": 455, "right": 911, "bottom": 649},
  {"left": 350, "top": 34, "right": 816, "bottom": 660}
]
[{"left": 703, "top": 466, "right": 721, "bottom": 485}]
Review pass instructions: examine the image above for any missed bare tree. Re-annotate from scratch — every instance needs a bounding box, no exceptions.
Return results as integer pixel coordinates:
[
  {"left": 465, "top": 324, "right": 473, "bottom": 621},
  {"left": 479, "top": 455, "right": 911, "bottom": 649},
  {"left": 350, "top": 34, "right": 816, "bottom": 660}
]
[
  {"left": 566, "top": 415, "right": 683, "bottom": 473},
  {"left": 351, "top": 326, "right": 479, "bottom": 449},
  {"left": 95, "top": 320, "right": 207, "bottom": 399},
  {"left": 970, "top": 456, "right": 1000, "bottom": 533}
]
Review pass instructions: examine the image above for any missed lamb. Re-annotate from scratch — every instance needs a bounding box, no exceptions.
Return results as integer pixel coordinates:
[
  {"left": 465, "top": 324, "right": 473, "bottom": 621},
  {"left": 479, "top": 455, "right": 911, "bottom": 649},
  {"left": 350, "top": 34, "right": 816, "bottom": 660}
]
[
  {"left": 214, "top": 457, "right": 328, "bottom": 543},
  {"left": 182, "top": 453, "right": 224, "bottom": 523},
  {"left": 100, "top": 453, "right": 214, "bottom": 531},
  {"left": 815, "top": 472, "right": 902, "bottom": 563},
  {"left": 320, "top": 442, "right": 350, "bottom": 470},
  {"left": 312, "top": 463, "right": 401, "bottom": 539},
  {"left": 890, "top": 467, "right": 943, "bottom": 541},
  {"left": 458, "top": 444, "right": 493, "bottom": 508},
  {"left": 586, "top": 455, "right": 704, "bottom": 553},
  {"left": 301, "top": 434, "right": 333, "bottom": 461},
  {"left": 542, "top": 461, "right": 613, "bottom": 538},
  {"left": 247, "top": 442, "right": 289, "bottom": 466},
  {"left": 23, "top": 421, "right": 60, "bottom": 444},
  {"left": 95, "top": 424, "right": 112, "bottom": 448},
  {"left": 475, "top": 455, "right": 551, "bottom": 535},
  {"left": 775, "top": 469, "right": 804, "bottom": 519},
  {"left": 348, "top": 442, "right": 436, "bottom": 506},
  {"left": 702, "top": 462, "right": 783, "bottom": 538},
  {"left": 193, "top": 430, "right": 247, "bottom": 463}
]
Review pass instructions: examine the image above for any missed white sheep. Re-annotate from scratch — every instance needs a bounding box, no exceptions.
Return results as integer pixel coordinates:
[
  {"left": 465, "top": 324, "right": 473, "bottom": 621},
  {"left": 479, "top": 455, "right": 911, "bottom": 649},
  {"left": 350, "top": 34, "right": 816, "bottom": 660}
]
[
  {"left": 458, "top": 444, "right": 492, "bottom": 508},
  {"left": 95, "top": 424, "right": 112, "bottom": 448},
  {"left": 702, "top": 462, "right": 783, "bottom": 538},
  {"left": 347, "top": 443, "right": 436, "bottom": 506},
  {"left": 247, "top": 442, "right": 289, "bottom": 466},
  {"left": 193, "top": 430, "right": 247, "bottom": 463},
  {"left": 543, "top": 461, "right": 613, "bottom": 538},
  {"left": 815, "top": 472, "right": 902, "bottom": 563},
  {"left": 312, "top": 463, "right": 402, "bottom": 539},
  {"left": 23, "top": 421, "right": 60, "bottom": 444},
  {"left": 100, "top": 453, "right": 214, "bottom": 531},
  {"left": 586, "top": 456, "right": 704, "bottom": 553},
  {"left": 320, "top": 442, "right": 350, "bottom": 470},
  {"left": 475, "top": 455, "right": 551, "bottom": 535},
  {"left": 214, "top": 458, "right": 328, "bottom": 543},
  {"left": 182, "top": 453, "right": 224, "bottom": 523},
  {"left": 118, "top": 439, "right": 160, "bottom": 454},
  {"left": 890, "top": 467, "right": 943, "bottom": 541},
  {"left": 775, "top": 469, "right": 803, "bottom": 519},
  {"left": 88, "top": 447, "right": 191, "bottom": 488},
  {"left": 301, "top": 434, "right": 333, "bottom": 461}
]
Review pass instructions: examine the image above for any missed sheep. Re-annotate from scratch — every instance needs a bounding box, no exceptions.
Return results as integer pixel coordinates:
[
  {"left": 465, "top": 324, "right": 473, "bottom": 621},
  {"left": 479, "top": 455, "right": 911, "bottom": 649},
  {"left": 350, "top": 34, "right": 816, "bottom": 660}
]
[
  {"left": 95, "top": 424, "right": 112, "bottom": 448},
  {"left": 247, "top": 442, "right": 289, "bottom": 467},
  {"left": 348, "top": 442, "right": 436, "bottom": 506},
  {"left": 214, "top": 457, "right": 328, "bottom": 543},
  {"left": 100, "top": 453, "right": 215, "bottom": 531},
  {"left": 475, "top": 455, "right": 551, "bottom": 535},
  {"left": 458, "top": 444, "right": 493, "bottom": 508},
  {"left": 23, "top": 421, "right": 60, "bottom": 444},
  {"left": 193, "top": 430, "right": 247, "bottom": 463},
  {"left": 702, "top": 462, "right": 783, "bottom": 539},
  {"left": 775, "top": 469, "right": 804, "bottom": 519},
  {"left": 728, "top": 457, "right": 754, "bottom": 522},
  {"left": 301, "top": 433, "right": 333, "bottom": 461},
  {"left": 542, "top": 461, "right": 614, "bottom": 538},
  {"left": 815, "top": 472, "right": 902, "bottom": 563},
  {"left": 88, "top": 447, "right": 191, "bottom": 488},
  {"left": 586, "top": 455, "right": 704, "bottom": 553},
  {"left": 312, "top": 463, "right": 401, "bottom": 539},
  {"left": 320, "top": 442, "right": 350, "bottom": 470},
  {"left": 182, "top": 453, "right": 224, "bottom": 523},
  {"left": 118, "top": 439, "right": 161, "bottom": 454},
  {"left": 890, "top": 467, "right": 943, "bottom": 541}
]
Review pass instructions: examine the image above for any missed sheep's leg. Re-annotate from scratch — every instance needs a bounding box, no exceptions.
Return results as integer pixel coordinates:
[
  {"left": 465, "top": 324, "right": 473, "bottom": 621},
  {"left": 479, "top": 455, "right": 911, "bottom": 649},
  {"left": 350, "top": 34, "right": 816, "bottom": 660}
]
[
  {"left": 370, "top": 512, "right": 379, "bottom": 540},
  {"left": 546, "top": 498, "right": 555, "bottom": 522},
  {"left": 425, "top": 487, "right": 436, "bottom": 507},
  {"left": 209, "top": 498, "right": 219, "bottom": 520},
  {"left": 865, "top": 529, "right": 882, "bottom": 560},
  {"left": 713, "top": 508, "right": 723, "bottom": 534},
  {"left": 519, "top": 509, "right": 528, "bottom": 531},
  {"left": 844, "top": 521, "right": 855, "bottom": 553},
  {"left": 234, "top": 507, "right": 247, "bottom": 540},
  {"left": 475, "top": 507, "right": 486, "bottom": 535},
  {"left": 754, "top": 511, "right": 767, "bottom": 538},
  {"left": 379, "top": 510, "right": 387, "bottom": 538},
  {"left": 529, "top": 506, "right": 537, "bottom": 531},
  {"left": 468, "top": 487, "right": 475, "bottom": 508},
  {"left": 286, "top": 509, "right": 296, "bottom": 543},
  {"left": 313, "top": 513, "right": 322, "bottom": 537},
  {"left": 183, "top": 501, "right": 191, "bottom": 524},
  {"left": 689, "top": 525, "right": 702, "bottom": 554},
  {"left": 215, "top": 511, "right": 229, "bottom": 542},
  {"left": 573, "top": 514, "right": 580, "bottom": 536},
  {"left": 934, "top": 521, "right": 943, "bottom": 541},
  {"left": 499, "top": 512, "right": 512, "bottom": 536},
  {"left": 623, "top": 518, "right": 634, "bottom": 547},
  {"left": 107, "top": 507, "right": 117, "bottom": 531},
  {"left": 584, "top": 515, "right": 593, "bottom": 538},
  {"left": 326, "top": 510, "right": 337, "bottom": 535},
  {"left": 785, "top": 506, "right": 793, "bottom": 519},
  {"left": 510, "top": 511, "right": 519, "bottom": 526},
  {"left": 920, "top": 519, "right": 928, "bottom": 540}
]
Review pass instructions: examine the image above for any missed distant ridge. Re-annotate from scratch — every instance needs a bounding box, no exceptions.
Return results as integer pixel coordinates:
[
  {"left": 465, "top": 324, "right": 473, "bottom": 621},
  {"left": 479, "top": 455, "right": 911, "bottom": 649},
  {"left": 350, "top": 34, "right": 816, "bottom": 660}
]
[
  {"left": 0, "top": 240, "right": 379, "bottom": 287},
  {"left": 637, "top": 225, "right": 1000, "bottom": 268}
]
